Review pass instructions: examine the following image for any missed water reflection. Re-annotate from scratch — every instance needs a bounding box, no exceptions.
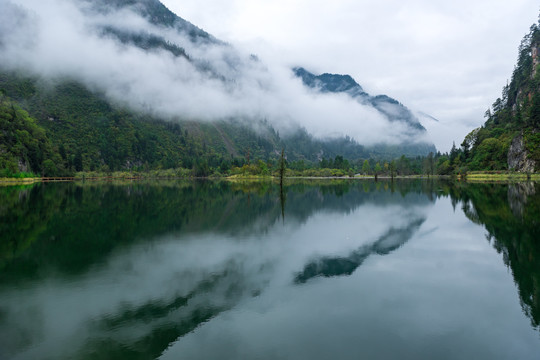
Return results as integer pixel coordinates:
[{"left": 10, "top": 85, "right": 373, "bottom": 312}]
[
  {"left": 0, "top": 180, "right": 539, "bottom": 359},
  {"left": 449, "top": 182, "right": 540, "bottom": 330},
  {"left": 295, "top": 217, "right": 425, "bottom": 283}
]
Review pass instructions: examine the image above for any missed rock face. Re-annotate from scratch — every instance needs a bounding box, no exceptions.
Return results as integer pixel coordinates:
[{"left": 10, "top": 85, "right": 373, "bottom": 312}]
[
  {"left": 508, "top": 182, "right": 536, "bottom": 219},
  {"left": 508, "top": 132, "right": 536, "bottom": 172},
  {"left": 17, "top": 159, "right": 29, "bottom": 173}
]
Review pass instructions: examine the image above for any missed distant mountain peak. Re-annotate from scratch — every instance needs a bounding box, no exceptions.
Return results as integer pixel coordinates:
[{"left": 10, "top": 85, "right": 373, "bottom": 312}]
[
  {"left": 83, "top": 0, "right": 218, "bottom": 44},
  {"left": 293, "top": 67, "right": 365, "bottom": 96},
  {"left": 293, "top": 67, "right": 427, "bottom": 133}
]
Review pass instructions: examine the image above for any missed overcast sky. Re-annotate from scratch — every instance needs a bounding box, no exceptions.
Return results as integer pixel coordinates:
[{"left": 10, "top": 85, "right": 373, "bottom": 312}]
[{"left": 161, "top": 0, "right": 539, "bottom": 151}]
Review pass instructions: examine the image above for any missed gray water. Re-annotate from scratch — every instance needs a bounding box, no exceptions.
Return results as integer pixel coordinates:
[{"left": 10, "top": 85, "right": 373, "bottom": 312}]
[{"left": 1, "top": 180, "right": 539, "bottom": 359}]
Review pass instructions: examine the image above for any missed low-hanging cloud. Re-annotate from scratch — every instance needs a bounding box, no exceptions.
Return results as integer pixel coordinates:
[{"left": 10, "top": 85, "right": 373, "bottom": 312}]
[{"left": 0, "top": 0, "right": 428, "bottom": 146}]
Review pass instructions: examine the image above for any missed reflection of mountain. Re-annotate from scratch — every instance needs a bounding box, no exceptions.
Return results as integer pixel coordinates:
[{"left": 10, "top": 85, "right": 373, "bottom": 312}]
[
  {"left": 0, "top": 180, "right": 436, "bottom": 359},
  {"left": 79, "top": 266, "right": 255, "bottom": 360},
  {"left": 0, "top": 246, "right": 267, "bottom": 360},
  {"left": 3, "top": 180, "right": 540, "bottom": 359},
  {"left": 0, "top": 180, "right": 436, "bottom": 283},
  {"left": 75, "top": 217, "right": 429, "bottom": 359},
  {"left": 452, "top": 182, "right": 540, "bottom": 330},
  {"left": 295, "top": 218, "right": 425, "bottom": 283}
]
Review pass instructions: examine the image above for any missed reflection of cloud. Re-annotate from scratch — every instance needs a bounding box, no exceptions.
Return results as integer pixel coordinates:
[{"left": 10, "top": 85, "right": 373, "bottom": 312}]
[
  {"left": 166, "top": 0, "right": 539, "bottom": 152},
  {"left": 1, "top": 0, "right": 425, "bottom": 145},
  {"left": 0, "top": 182, "right": 434, "bottom": 359},
  {"left": 1, "top": 235, "right": 270, "bottom": 360}
]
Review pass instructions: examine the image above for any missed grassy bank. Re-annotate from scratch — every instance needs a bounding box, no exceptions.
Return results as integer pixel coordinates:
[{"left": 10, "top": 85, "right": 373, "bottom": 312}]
[
  {"left": 1, "top": 171, "right": 539, "bottom": 185},
  {"left": 464, "top": 171, "right": 540, "bottom": 182},
  {"left": 0, "top": 177, "right": 41, "bottom": 186}
]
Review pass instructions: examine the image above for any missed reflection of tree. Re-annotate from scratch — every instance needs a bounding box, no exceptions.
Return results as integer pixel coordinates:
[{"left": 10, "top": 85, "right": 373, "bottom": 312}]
[
  {"left": 295, "top": 218, "right": 425, "bottom": 283},
  {"left": 0, "top": 184, "right": 59, "bottom": 272},
  {"left": 0, "top": 179, "right": 439, "bottom": 359},
  {"left": 0, "top": 181, "right": 282, "bottom": 283},
  {"left": 0, "top": 180, "right": 435, "bottom": 284},
  {"left": 452, "top": 182, "right": 540, "bottom": 330},
  {"left": 280, "top": 184, "right": 286, "bottom": 222},
  {"left": 507, "top": 182, "right": 537, "bottom": 219}
]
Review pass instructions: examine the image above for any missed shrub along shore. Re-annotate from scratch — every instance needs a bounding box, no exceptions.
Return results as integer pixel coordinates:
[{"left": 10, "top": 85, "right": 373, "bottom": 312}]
[{"left": 1, "top": 170, "right": 539, "bottom": 185}]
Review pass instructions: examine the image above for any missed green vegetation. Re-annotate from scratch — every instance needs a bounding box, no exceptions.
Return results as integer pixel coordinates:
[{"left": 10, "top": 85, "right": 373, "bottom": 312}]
[
  {"left": 0, "top": 69, "right": 437, "bottom": 179},
  {"left": 457, "top": 20, "right": 540, "bottom": 172},
  {"left": 3, "top": 18, "right": 539, "bottom": 178},
  {"left": 0, "top": 72, "right": 268, "bottom": 177},
  {"left": 3, "top": 0, "right": 536, "bottom": 179},
  {"left": 465, "top": 171, "right": 540, "bottom": 182},
  {"left": 0, "top": 71, "right": 360, "bottom": 177},
  {"left": 0, "top": 95, "right": 60, "bottom": 177}
]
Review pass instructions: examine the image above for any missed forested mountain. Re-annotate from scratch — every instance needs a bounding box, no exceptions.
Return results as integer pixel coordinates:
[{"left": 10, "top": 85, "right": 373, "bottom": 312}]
[
  {"left": 0, "top": 0, "right": 435, "bottom": 177},
  {"left": 0, "top": 71, "right": 372, "bottom": 176},
  {"left": 0, "top": 96, "right": 58, "bottom": 177},
  {"left": 456, "top": 20, "right": 540, "bottom": 172},
  {"left": 89, "top": 0, "right": 215, "bottom": 41}
]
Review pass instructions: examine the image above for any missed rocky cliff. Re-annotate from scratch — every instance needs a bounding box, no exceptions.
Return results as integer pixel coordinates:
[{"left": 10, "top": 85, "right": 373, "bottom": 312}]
[{"left": 508, "top": 132, "right": 536, "bottom": 172}]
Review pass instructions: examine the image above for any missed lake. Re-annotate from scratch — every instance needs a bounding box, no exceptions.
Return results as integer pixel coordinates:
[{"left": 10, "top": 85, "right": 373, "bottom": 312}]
[{"left": 1, "top": 179, "right": 539, "bottom": 359}]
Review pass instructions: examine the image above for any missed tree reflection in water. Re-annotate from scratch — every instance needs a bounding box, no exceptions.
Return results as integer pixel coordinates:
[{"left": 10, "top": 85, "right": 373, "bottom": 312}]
[{"left": 1, "top": 179, "right": 539, "bottom": 360}]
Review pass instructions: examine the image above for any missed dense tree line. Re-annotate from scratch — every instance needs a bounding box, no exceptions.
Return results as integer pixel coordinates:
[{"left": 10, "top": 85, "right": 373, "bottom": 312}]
[
  {"left": 458, "top": 20, "right": 540, "bottom": 172},
  {"left": 0, "top": 81, "right": 457, "bottom": 178},
  {"left": 0, "top": 73, "right": 503, "bottom": 179},
  {"left": 0, "top": 70, "right": 437, "bottom": 178},
  {"left": 0, "top": 95, "right": 64, "bottom": 177}
]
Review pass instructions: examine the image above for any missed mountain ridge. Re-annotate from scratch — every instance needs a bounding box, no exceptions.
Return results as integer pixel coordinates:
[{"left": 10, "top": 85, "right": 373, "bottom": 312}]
[
  {"left": 0, "top": 0, "right": 436, "bottom": 177},
  {"left": 293, "top": 67, "right": 427, "bottom": 134}
]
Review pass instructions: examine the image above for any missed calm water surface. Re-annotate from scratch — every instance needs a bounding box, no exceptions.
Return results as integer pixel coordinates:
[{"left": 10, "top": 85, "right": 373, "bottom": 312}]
[{"left": 1, "top": 180, "right": 539, "bottom": 359}]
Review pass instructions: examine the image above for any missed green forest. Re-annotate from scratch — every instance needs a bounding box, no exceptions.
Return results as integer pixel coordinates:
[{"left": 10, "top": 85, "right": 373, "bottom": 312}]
[
  {"left": 0, "top": 71, "right": 435, "bottom": 178},
  {"left": 1, "top": 18, "right": 539, "bottom": 178},
  {"left": 450, "top": 22, "right": 540, "bottom": 173}
]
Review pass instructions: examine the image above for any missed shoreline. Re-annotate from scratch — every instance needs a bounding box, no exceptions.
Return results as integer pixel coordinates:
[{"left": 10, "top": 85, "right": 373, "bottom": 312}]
[{"left": 1, "top": 172, "right": 539, "bottom": 185}]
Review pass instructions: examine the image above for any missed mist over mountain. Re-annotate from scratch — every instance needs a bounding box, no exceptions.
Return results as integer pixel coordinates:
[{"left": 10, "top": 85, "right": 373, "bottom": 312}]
[
  {"left": 293, "top": 67, "right": 428, "bottom": 135},
  {"left": 0, "top": 0, "right": 436, "bottom": 175}
]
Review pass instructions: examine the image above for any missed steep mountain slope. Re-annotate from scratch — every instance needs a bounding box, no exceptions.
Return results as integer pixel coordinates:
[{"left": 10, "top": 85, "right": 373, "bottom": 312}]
[
  {"left": 0, "top": 95, "right": 59, "bottom": 176},
  {"left": 0, "top": 0, "right": 436, "bottom": 176},
  {"left": 460, "top": 21, "right": 540, "bottom": 172},
  {"left": 1, "top": 71, "right": 369, "bottom": 174}
]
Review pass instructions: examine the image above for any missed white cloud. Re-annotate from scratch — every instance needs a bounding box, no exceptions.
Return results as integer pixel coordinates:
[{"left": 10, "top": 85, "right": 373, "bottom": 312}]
[
  {"left": 162, "top": 0, "right": 539, "bottom": 151},
  {"left": 0, "top": 0, "right": 438, "bottom": 149},
  {"left": 2, "top": 0, "right": 537, "bottom": 151}
]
